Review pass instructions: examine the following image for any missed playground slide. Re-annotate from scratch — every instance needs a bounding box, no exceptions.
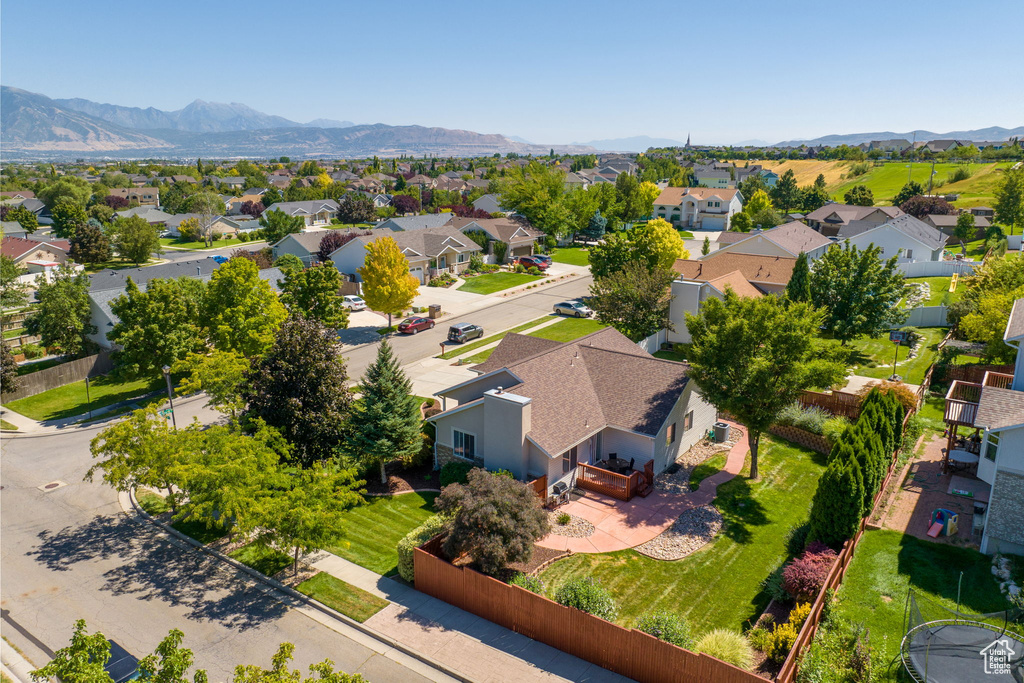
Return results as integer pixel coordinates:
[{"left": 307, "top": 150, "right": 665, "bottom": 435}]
[{"left": 928, "top": 522, "right": 944, "bottom": 538}]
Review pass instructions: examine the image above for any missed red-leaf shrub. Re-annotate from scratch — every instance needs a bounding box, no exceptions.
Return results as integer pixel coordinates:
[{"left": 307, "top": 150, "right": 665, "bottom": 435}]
[{"left": 782, "top": 547, "right": 837, "bottom": 602}]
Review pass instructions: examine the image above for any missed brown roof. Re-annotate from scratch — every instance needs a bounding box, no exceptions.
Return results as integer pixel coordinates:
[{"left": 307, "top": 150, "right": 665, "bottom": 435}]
[
  {"left": 1, "top": 236, "right": 69, "bottom": 260},
  {"left": 705, "top": 271, "right": 763, "bottom": 298},
  {"left": 715, "top": 231, "right": 751, "bottom": 246},
  {"left": 0, "top": 190, "right": 35, "bottom": 198},
  {"left": 757, "top": 221, "right": 832, "bottom": 255},
  {"left": 975, "top": 386, "right": 1024, "bottom": 431},
  {"left": 673, "top": 253, "right": 796, "bottom": 286},
  {"left": 473, "top": 334, "right": 561, "bottom": 375},
  {"left": 804, "top": 204, "right": 902, "bottom": 225},
  {"left": 654, "top": 187, "right": 740, "bottom": 205},
  {"left": 469, "top": 328, "right": 691, "bottom": 456},
  {"left": 1005, "top": 298, "right": 1024, "bottom": 342},
  {"left": 450, "top": 217, "right": 543, "bottom": 244}
]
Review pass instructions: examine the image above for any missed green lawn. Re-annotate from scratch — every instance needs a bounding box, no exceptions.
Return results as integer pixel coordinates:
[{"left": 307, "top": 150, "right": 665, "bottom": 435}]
[
  {"left": 83, "top": 258, "right": 160, "bottom": 273},
  {"left": 159, "top": 237, "right": 243, "bottom": 251},
  {"left": 916, "top": 392, "right": 948, "bottom": 437},
  {"left": 136, "top": 491, "right": 230, "bottom": 544},
  {"left": 5, "top": 374, "right": 163, "bottom": 422},
  {"left": 833, "top": 529, "right": 1014, "bottom": 679},
  {"left": 16, "top": 358, "right": 64, "bottom": 375},
  {"left": 437, "top": 316, "right": 553, "bottom": 360},
  {"left": 653, "top": 344, "right": 691, "bottom": 363},
  {"left": 678, "top": 231, "right": 695, "bottom": 240},
  {"left": 296, "top": 572, "right": 389, "bottom": 623},
  {"left": 323, "top": 492, "right": 438, "bottom": 576},
  {"left": 137, "top": 491, "right": 171, "bottom": 515},
  {"left": 539, "top": 438, "right": 825, "bottom": 632},
  {"left": 689, "top": 453, "right": 727, "bottom": 491},
  {"left": 457, "top": 272, "right": 542, "bottom": 295},
  {"left": 843, "top": 327, "right": 947, "bottom": 385},
  {"left": 904, "top": 276, "right": 963, "bottom": 307},
  {"left": 549, "top": 247, "right": 590, "bottom": 266},
  {"left": 230, "top": 543, "right": 293, "bottom": 577},
  {"left": 830, "top": 162, "right": 1013, "bottom": 205},
  {"left": 3, "top": 327, "right": 25, "bottom": 339},
  {"left": 1, "top": 419, "right": 18, "bottom": 431},
  {"left": 525, "top": 317, "right": 607, "bottom": 343}
]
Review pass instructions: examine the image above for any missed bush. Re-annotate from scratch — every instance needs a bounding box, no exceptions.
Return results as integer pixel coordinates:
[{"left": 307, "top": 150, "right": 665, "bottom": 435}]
[
  {"left": 492, "top": 468, "right": 514, "bottom": 479},
  {"left": 527, "top": 266, "right": 542, "bottom": 276},
  {"left": 763, "top": 621, "right": 798, "bottom": 663},
  {"left": 949, "top": 165, "right": 972, "bottom": 183},
  {"left": 761, "top": 563, "right": 789, "bottom": 603},
  {"left": 848, "top": 162, "right": 870, "bottom": 177},
  {"left": 510, "top": 572, "right": 544, "bottom": 594},
  {"left": 19, "top": 342, "right": 45, "bottom": 359},
  {"left": 554, "top": 577, "right": 617, "bottom": 621},
  {"left": 556, "top": 512, "right": 571, "bottom": 525},
  {"left": 428, "top": 272, "right": 456, "bottom": 288},
  {"left": 439, "top": 461, "right": 474, "bottom": 487},
  {"left": 782, "top": 547, "right": 837, "bottom": 602},
  {"left": 776, "top": 402, "right": 829, "bottom": 435},
  {"left": 789, "top": 602, "right": 812, "bottom": 630},
  {"left": 822, "top": 416, "right": 851, "bottom": 446},
  {"left": 636, "top": 612, "right": 693, "bottom": 648},
  {"left": 859, "top": 380, "right": 916, "bottom": 415},
  {"left": 396, "top": 514, "right": 451, "bottom": 582},
  {"left": 694, "top": 629, "right": 754, "bottom": 671},
  {"left": 237, "top": 232, "right": 250, "bottom": 242},
  {"left": 513, "top": 263, "right": 526, "bottom": 274},
  {"left": 901, "top": 413, "right": 923, "bottom": 454},
  {"left": 468, "top": 251, "right": 484, "bottom": 272}
]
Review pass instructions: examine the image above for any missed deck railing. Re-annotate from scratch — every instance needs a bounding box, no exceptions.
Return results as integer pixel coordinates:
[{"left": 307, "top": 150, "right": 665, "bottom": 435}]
[
  {"left": 576, "top": 464, "right": 639, "bottom": 501},
  {"left": 982, "top": 371, "right": 1014, "bottom": 389},
  {"left": 943, "top": 380, "right": 982, "bottom": 426}
]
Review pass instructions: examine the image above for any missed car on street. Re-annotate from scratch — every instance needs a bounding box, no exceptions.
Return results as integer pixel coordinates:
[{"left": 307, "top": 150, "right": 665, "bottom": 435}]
[
  {"left": 398, "top": 316, "right": 435, "bottom": 334},
  {"left": 553, "top": 300, "right": 593, "bottom": 318},
  {"left": 515, "top": 255, "right": 549, "bottom": 270},
  {"left": 342, "top": 295, "right": 366, "bottom": 311},
  {"left": 447, "top": 322, "right": 485, "bottom": 343},
  {"left": 104, "top": 640, "right": 141, "bottom": 683}
]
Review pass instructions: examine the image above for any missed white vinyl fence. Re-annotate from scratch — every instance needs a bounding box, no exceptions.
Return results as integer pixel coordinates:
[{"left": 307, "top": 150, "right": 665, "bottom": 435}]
[
  {"left": 896, "top": 305, "right": 949, "bottom": 328},
  {"left": 898, "top": 261, "right": 979, "bottom": 277},
  {"left": 637, "top": 329, "right": 668, "bottom": 354}
]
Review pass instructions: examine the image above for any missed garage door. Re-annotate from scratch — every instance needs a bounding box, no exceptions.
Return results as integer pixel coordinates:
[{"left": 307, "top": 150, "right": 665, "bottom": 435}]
[
  {"left": 409, "top": 267, "right": 424, "bottom": 285},
  {"left": 512, "top": 245, "right": 532, "bottom": 257},
  {"left": 702, "top": 215, "right": 726, "bottom": 230}
]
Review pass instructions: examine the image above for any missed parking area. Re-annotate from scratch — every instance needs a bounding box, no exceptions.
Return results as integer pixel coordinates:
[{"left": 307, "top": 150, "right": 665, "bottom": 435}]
[{"left": 337, "top": 309, "right": 389, "bottom": 345}]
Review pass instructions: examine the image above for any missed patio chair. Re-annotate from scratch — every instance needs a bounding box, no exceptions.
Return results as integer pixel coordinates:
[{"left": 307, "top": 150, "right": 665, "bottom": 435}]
[{"left": 628, "top": 457, "right": 635, "bottom": 471}]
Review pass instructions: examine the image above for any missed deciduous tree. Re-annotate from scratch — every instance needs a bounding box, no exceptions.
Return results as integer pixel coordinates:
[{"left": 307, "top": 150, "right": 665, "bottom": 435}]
[
  {"left": 3, "top": 204, "right": 39, "bottom": 232},
  {"left": 37, "top": 177, "right": 92, "bottom": 209},
  {"left": 892, "top": 181, "right": 924, "bottom": 207},
  {"left": 0, "top": 254, "right": 28, "bottom": 310},
  {"left": 899, "top": 194, "right": 953, "bottom": 219},
  {"left": 358, "top": 237, "right": 419, "bottom": 328},
  {"left": 202, "top": 257, "right": 287, "bottom": 358},
  {"left": 391, "top": 194, "right": 420, "bottom": 215},
  {"left": 632, "top": 218, "right": 689, "bottom": 271},
  {"left": 24, "top": 267, "right": 96, "bottom": 357},
  {"left": 112, "top": 215, "right": 160, "bottom": 265},
  {"left": 336, "top": 194, "right": 376, "bottom": 225},
  {"left": 685, "top": 291, "right": 846, "bottom": 479},
  {"left": 30, "top": 619, "right": 114, "bottom": 683},
  {"left": 843, "top": 185, "right": 874, "bottom": 207},
  {"left": 280, "top": 262, "right": 348, "bottom": 329},
  {"left": 589, "top": 262, "right": 674, "bottom": 342},
  {"left": 2, "top": 342, "right": 20, "bottom": 393},
  {"left": 174, "top": 350, "right": 250, "bottom": 418},
  {"left": 954, "top": 211, "right": 976, "bottom": 242},
  {"left": 69, "top": 221, "right": 111, "bottom": 264},
  {"left": 232, "top": 643, "right": 365, "bottom": 683},
  {"left": 186, "top": 192, "right": 227, "bottom": 247},
  {"left": 258, "top": 209, "right": 304, "bottom": 245},
  {"left": 994, "top": 166, "right": 1024, "bottom": 235},
  {"left": 240, "top": 201, "right": 265, "bottom": 218},
  {"left": 52, "top": 199, "right": 89, "bottom": 239},
  {"left": 742, "top": 189, "right": 780, "bottom": 228}
]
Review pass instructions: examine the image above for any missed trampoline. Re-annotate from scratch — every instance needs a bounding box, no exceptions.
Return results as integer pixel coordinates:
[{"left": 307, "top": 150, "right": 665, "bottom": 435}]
[{"left": 901, "top": 590, "right": 1023, "bottom": 682}]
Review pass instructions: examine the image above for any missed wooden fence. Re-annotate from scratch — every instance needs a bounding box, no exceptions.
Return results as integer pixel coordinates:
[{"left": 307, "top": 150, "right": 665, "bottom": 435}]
[
  {"left": 767, "top": 425, "right": 831, "bottom": 455},
  {"left": 940, "top": 363, "right": 1014, "bottom": 384},
  {"left": 1, "top": 351, "right": 113, "bottom": 402},
  {"left": 798, "top": 390, "right": 862, "bottom": 420},
  {"left": 528, "top": 475, "right": 547, "bottom": 499},
  {"left": 414, "top": 537, "right": 770, "bottom": 683},
  {"left": 775, "top": 409, "right": 912, "bottom": 682}
]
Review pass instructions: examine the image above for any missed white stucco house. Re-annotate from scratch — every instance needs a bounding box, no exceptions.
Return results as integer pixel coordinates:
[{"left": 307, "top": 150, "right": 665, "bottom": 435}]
[
  {"left": 652, "top": 187, "right": 743, "bottom": 231},
  {"left": 260, "top": 199, "right": 339, "bottom": 228},
  {"left": 427, "top": 328, "right": 718, "bottom": 497}
]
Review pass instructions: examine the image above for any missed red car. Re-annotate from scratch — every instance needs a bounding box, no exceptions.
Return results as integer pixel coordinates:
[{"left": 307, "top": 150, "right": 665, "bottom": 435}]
[
  {"left": 516, "top": 255, "right": 549, "bottom": 270},
  {"left": 397, "top": 316, "right": 435, "bottom": 334}
]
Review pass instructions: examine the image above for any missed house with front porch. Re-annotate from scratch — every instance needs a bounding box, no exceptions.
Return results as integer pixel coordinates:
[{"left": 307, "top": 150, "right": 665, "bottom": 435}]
[
  {"left": 329, "top": 225, "right": 480, "bottom": 285},
  {"left": 943, "top": 297, "right": 1024, "bottom": 555},
  {"left": 260, "top": 199, "right": 339, "bottom": 227},
  {"left": 450, "top": 217, "right": 543, "bottom": 262},
  {"left": 428, "top": 328, "right": 717, "bottom": 498},
  {"left": 652, "top": 187, "right": 743, "bottom": 231}
]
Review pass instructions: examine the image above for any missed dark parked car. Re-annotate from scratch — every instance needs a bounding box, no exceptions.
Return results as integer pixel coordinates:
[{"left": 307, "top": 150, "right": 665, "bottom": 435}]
[
  {"left": 397, "top": 316, "right": 435, "bottom": 334},
  {"left": 104, "top": 641, "right": 141, "bottom": 683},
  {"left": 448, "top": 323, "right": 484, "bottom": 343},
  {"left": 553, "top": 300, "right": 593, "bottom": 317},
  {"left": 515, "top": 255, "right": 549, "bottom": 270}
]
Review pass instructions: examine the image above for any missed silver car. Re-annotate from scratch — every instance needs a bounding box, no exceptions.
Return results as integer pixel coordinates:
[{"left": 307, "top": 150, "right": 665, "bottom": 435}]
[
  {"left": 342, "top": 295, "right": 366, "bottom": 311},
  {"left": 553, "top": 301, "right": 593, "bottom": 318}
]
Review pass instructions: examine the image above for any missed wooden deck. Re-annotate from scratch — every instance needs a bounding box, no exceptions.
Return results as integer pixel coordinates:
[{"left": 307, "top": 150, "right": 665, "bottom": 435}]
[{"left": 575, "top": 460, "right": 654, "bottom": 502}]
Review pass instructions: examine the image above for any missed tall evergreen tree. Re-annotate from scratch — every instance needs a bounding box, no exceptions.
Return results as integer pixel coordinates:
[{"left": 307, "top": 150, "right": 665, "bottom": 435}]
[
  {"left": 346, "top": 340, "right": 422, "bottom": 484},
  {"left": 770, "top": 169, "right": 800, "bottom": 212},
  {"left": 701, "top": 236, "right": 711, "bottom": 256},
  {"left": 808, "top": 458, "right": 863, "bottom": 548},
  {"left": 2, "top": 342, "right": 20, "bottom": 393},
  {"left": 786, "top": 252, "right": 811, "bottom": 302}
]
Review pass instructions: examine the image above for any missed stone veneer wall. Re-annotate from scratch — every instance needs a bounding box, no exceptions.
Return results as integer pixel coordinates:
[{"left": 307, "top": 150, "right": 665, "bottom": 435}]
[
  {"left": 986, "top": 470, "right": 1024, "bottom": 549},
  {"left": 768, "top": 424, "right": 832, "bottom": 455}
]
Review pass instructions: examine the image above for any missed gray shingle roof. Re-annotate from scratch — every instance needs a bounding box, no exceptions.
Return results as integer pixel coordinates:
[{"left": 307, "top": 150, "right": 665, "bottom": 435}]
[
  {"left": 975, "top": 386, "right": 1024, "bottom": 431},
  {"left": 89, "top": 258, "right": 220, "bottom": 291},
  {"left": 1005, "top": 298, "right": 1024, "bottom": 342},
  {"left": 840, "top": 214, "right": 946, "bottom": 252},
  {"left": 264, "top": 199, "right": 339, "bottom": 217},
  {"left": 378, "top": 214, "right": 454, "bottom": 232}
]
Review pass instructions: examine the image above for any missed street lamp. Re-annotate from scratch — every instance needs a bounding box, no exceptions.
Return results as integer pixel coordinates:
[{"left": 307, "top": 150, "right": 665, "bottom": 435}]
[{"left": 161, "top": 365, "right": 177, "bottom": 429}]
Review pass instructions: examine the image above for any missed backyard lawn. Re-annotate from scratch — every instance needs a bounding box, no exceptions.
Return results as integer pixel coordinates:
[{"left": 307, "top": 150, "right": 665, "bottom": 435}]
[
  {"left": 159, "top": 237, "right": 243, "bottom": 250},
  {"left": 5, "top": 374, "right": 164, "bottom": 422},
  {"left": 843, "top": 327, "right": 947, "bottom": 385},
  {"left": 833, "top": 529, "right": 1016, "bottom": 679},
  {"left": 457, "top": 272, "right": 542, "bottom": 295},
  {"left": 904, "top": 276, "right": 963, "bottom": 307},
  {"left": 296, "top": 572, "right": 389, "bottom": 622},
  {"left": 323, "top": 492, "right": 438, "bottom": 575},
  {"left": 549, "top": 247, "right": 590, "bottom": 266},
  {"left": 539, "top": 438, "right": 826, "bottom": 633},
  {"left": 525, "top": 317, "right": 607, "bottom": 343},
  {"left": 83, "top": 258, "right": 161, "bottom": 273},
  {"left": 16, "top": 357, "right": 65, "bottom": 375},
  {"left": 437, "top": 315, "right": 553, "bottom": 360}
]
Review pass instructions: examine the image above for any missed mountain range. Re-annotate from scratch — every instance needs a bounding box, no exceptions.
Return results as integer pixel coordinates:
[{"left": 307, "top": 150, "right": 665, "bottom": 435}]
[
  {"left": 773, "top": 127, "right": 1024, "bottom": 147},
  {"left": 577, "top": 135, "right": 687, "bottom": 152},
  {"left": 0, "top": 86, "right": 594, "bottom": 159}
]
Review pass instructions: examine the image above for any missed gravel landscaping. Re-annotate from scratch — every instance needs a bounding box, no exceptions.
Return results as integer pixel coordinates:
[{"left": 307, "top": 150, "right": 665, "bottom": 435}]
[
  {"left": 655, "top": 424, "right": 744, "bottom": 494},
  {"left": 547, "top": 510, "right": 595, "bottom": 538},
  {"left": 633, "top": 505, "right": 724, "bottom": 560}
]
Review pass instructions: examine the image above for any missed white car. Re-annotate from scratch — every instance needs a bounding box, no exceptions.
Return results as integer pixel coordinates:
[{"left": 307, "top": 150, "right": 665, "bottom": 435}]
[{"left": 343, "top": 295, "right": 367, "bottom": 311}]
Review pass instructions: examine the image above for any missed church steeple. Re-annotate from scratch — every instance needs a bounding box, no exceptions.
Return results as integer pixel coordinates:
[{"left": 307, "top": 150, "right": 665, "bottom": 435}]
[{"left": 685, "top": 133, "right": 691, "bottom": 149}]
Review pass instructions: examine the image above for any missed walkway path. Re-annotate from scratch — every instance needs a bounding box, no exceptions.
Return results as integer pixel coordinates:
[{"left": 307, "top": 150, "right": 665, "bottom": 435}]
[{"left": 537, "top": 420, "right": 749, "bottom": 553}]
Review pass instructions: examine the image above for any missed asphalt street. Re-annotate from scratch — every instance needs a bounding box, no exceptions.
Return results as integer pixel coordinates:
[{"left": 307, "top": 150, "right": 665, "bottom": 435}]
[
  {"left": 0, "top": 419, "right": 453, "bottom": 683},
  {"left": 157, "top": 241, "right": 269, "bottom": 264}
]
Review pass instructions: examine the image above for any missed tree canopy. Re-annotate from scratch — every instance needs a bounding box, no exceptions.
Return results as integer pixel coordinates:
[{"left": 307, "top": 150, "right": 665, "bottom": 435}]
[
  {"left": 357, "top": 237, "right": 419, "bottom": 328},
  {"left": 280, "top": 262, "right": 349, "bottom": 329},
  {"left": 202, "top": 258, "right": 287, "bottom": 358},
  {"left": 589, "top": 262, "right": 674, "bottom": 342},
  {"left": 112, "top": 215, "right": 161, "bottom": 265},
  {"left": 259, "top": 210, "right": 304, "bottom": 245},
  {"left": 24, "top": 266, "right": 96, "bottom": 357},
  {"left": 994, "top": 166, "right": 1024, "bottom": 235},
  {"left": 843, "top": 185, "right": 874, "bottom": 207}
]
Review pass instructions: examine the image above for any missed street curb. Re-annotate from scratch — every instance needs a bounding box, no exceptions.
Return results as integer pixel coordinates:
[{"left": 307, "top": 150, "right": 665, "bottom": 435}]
[
  {"left": 1, "top": 638, "right": 43, "bottom": 683},
  {"left": 0, "top": 393, "right": 209, "bottom": 439},
  {"left": 124, "top": 489, "right": 473, "bottom": 683}
]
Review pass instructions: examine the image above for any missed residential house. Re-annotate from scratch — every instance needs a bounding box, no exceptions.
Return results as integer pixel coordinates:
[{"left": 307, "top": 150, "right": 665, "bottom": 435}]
[
  {"left": 354, "top": 192, "right": 393, "bottom": 209},
  {"left": 943, "top": 298, "right": 1024, "bottom": 555},
  {"left": 271, "top": 227, "right": 386, "bottom": 266},
  {"left": 163, "top": 213, "right": 255, "bottom": 238},
  {"left": 87, "top": 259, "right": 284, "bottom": 350},
  {"left": 427, "top": 327, "right": 717, "bottom": 493},
  {"left": 970, "top": 206, "right": 996, "bottom": 220},
  {"left": 804, "top": 203, "right": 904, "bottom": 237},
  {"left": 837, "top": 214, "right": 946, "bottom": 262},
  {"left": 114, "top": 206, "right": 174, "bottom": 227},
  {"left": 260, "top": 199, "right": 339, "bottom": 228},
  {"left": 1, "top": 235, "right": 71, "bottom": 267},
  {"left": 226, "top": 193, "right": 267, "bottom": 215},
  {"left": 267, "top": 175, "right": 291, "bottom": 189},
  {"left": 868, "top": 139, "right": 912, "bottom": 155},
  {"left": 405, "top": 174, "right": 435, "bottom": 189},
  {"left": 923, "top": 213, "right": 990, "bottom": 243},
  {"left": 330, "top": 170, "right": 359, "bottom": 183},
  {"left": 450, "top": 217, "right": 543, "bottom": 260},
  {"left": 707, "top": 221, "right": 833, "bottom": 261},
  {"left": 107, "top": 187, "right": 160, "bottom": 207},
  {"left": 472, "top": 193, "right": 505, "bottom": 215},
  {"left": 563, "top": 172, "right": 590, "bottom": 190},
  {"left": 924, "top": 139, "right": 967, "bottom": 153},
  {"left": 693, "top": 169, "right": 732, "bottom": 189},
  {"left": 376, "top": 213, "right": 453, "bottom": 232},
  {"left": 652, "top": 187, "right": 743, "bottom": 230},
  {"left": 1, "top": 221, "right": 28, "bottom": 238},
  {"left": 0, "top": 190, "right": 36, "bottom": 201},
  {"left": 602, "top": 158, "right": 638, "bottom": 175},
  {"left": 667, "top": 254, "right": 797, "bottom": 343},
  {"left": 329, "top": 225, "right": 480, "bottom": 285}
]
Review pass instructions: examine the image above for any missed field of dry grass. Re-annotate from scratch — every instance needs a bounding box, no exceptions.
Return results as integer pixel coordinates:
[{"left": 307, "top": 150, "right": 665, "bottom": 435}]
[{"left": 733, "top": 158, "right": 853, "bottom": 185}]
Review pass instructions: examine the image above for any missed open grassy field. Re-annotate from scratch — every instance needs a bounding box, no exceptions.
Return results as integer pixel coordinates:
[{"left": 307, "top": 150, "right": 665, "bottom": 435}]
[
  {"left": 539, "top": 438, "right": 825, "bottom": 633},
  {"left": 457, "top": 272, "right": 541, "bottom": 295},
  {"left": 741, "top": 159, "right": 852, "bottom": 186},
  {"left": 830, "top": 162, "right": 1013, "bottom": 206},
  {"left": 323, "top": 492, "right": 438, "bottom": 576}
]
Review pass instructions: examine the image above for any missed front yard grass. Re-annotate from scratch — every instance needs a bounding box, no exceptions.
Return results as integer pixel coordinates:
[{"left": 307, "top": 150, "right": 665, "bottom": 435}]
[
  {"left": 457, "top": 272, "right": 542, "bottom": 295},
  {"left": 833, "top": 529, "right": 1014, "bottom": 680},
  {"left": 526, "top": 317, "right": 607, "bottom": 343},
  {"left": 437, "top": 316, "right": 552, "bottom": 359},
  {"left": 843, "top": 327, "right": 947, "bottom": 385},
  {"left": 5, "top": 374, "right": 163, "bottom": 422},
  {"left": 16, "top": 358, "right": 65, "bottom": 375},
  {"left": 230, "top": 543, "right": 293, "bottom": 577},
  {"left": 323, "top": 492, "right": 438, "bottom": 576},
  {"left": 539, "top": 438, "right": 825, "bottom": 633},
  {"left": 549, "top": 247, "right": 590, "bottom": 266},
  {"left": 904, "top": 276, "right": 962, "bottom": 307},
  {"left": 159, "top": 237, "right": 243, "bottom": 251},
  {"left": 0, "top": 419, "right": 18, "bottom": 431},
  {"left": 83, "top": 258, "right": 160, "bottom": 273},
  {"left": 296, "top": 572, "right": 389, "bottom": 623}
]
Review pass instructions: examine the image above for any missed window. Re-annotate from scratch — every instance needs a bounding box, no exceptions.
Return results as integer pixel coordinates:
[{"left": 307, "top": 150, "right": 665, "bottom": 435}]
[
  {"left": 457, "top": 253, "right": 467, "bottom": 263},
  {"left": 984, "top": 433, "right": 999, "bottom": 461},
  {"left": 683, "top": 411, "right": 694, "bottom": 431},
  {"left": 905, "top": 249, "right": 914, "bottom": 260},
  {"left": 562, "top": 446, "right": 578, "bottom": 473},
  {"left": 667, "top": 423, "right": 676, "bottom": 445},
  {"left": 453, "top": 430, "right": 476, "bottom": 459}
]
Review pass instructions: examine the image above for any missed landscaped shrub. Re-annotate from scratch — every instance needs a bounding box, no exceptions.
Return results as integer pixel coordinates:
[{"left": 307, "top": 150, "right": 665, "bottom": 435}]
[
  {"left": 492, "top": 468, "right": 514, "bottom": 479},
  {"left": 859, "top": 380, "right": 916, "bottom": 415},
  {"left": 776, "top": 402, "right": 829, "bottom": 435},
  {"left": 19, "top": 342, "right": 45, "bottom": 359},
  {"left": 789, "top": 601, "right": 812, "bottom": 630},
  {"left": 636, "top": 612, "right": 693, "bottom": 648},
  {"left": 782, "top": 547, "right": 837, "bottom": 602},
  {"left": 901, "top": 413, "right": 923, "bottom": 454},
  {"left": 513, "top": 263, "right": 526, "bottom": 274},
  {"left": 510, "top": 572, "right": 544, "bottom": 594},
  {"left": 763, "top": 621, "right": 798, "bottom": 663},
  {"left": 694, "top": 629, "right": 755, "bottom": 671},
  {"left": 796, "top": 617, "right": 873, "bottom": 683},
  {"left": 527, "top": 266, "right": 542, "bottom": 276},
  {"left": 556, "top": 512, "right": 571, "bottom": 525},
  {"left": 807, "top": 458, "right": 863, "bottom": 549},
  {"left": 554, "top": 577, "right": 617, "bottom": 621},
  {"left": 822, "top": 416, "right": 851, "bottom": 446},
  {"left": 396, "top": 514, "right": 451, "bottom": 582},
  {"left": 439, "top": 461, "right": 474, "bottom": 487}
]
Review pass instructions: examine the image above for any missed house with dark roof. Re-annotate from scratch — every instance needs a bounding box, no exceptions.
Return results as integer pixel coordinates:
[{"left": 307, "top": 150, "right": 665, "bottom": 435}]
[
  {"left": 376, "top": 213, "right": 453, "bottom": 232},
  {"left": 270, "top": 227, "right": 387, "bottom": 266},
  {"left": 471, "top": 193, "right": 505, "bottom": 215},
  {"left": 450, "top": 217, "right": 543, "bottom": 261},
  {"left": 329, "top": 225, "right": 480, "bottom": 285},
  {"left": 838, "top": 214, "right": 946, "bottom": 262},
  {"left": 427, "top": 327, "right": 716, "bottom": 495},
  {"left": 922, "top": 213, "right": 990, "bottom": 242},
  {"left": 707, "top": 221, "right": 833, "bottom": 261},
  {"left": 943, "top": 297, "right": 1024, "bottom": 555},
  {"left": 804, "top": 203, "right": 904, "bottom": 237},
  {"left": 260, "top": 199, "right": 339, "bottom": 227}
]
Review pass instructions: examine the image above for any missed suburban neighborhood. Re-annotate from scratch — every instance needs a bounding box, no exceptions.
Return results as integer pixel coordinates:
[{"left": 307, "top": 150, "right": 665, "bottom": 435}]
[{"left": 2, "top": 3, "right": 1024, "bottom": 683}]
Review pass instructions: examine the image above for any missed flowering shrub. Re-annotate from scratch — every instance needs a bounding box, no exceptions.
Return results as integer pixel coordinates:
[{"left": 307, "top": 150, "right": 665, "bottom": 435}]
[{"left": 782, "top": 547, "right": 837, "bottom": 602}]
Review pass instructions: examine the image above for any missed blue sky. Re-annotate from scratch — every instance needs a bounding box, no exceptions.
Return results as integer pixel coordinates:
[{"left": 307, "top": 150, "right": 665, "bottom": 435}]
[{"left": 3, "top": 0, "right": 1022, "bottom": 145}]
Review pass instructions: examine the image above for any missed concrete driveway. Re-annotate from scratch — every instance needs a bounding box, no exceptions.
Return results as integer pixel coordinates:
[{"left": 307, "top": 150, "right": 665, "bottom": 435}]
[{"left": 337, "top": 309, "right": 389, "bottom": 346}]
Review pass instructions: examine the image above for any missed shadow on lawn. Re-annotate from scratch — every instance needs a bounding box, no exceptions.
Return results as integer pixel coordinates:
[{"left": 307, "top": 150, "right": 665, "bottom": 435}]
[
  {"left": 715, "top": 476, "right": 769, "bottom": 545},
  {"left": 895, "top": 533, "right": 1010, "bottom": 615}
]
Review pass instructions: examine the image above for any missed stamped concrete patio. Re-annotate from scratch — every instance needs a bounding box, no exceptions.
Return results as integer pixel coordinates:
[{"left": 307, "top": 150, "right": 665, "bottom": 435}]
[{"left": 537, "top": 420, "right": 749, "bottom": 553}]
